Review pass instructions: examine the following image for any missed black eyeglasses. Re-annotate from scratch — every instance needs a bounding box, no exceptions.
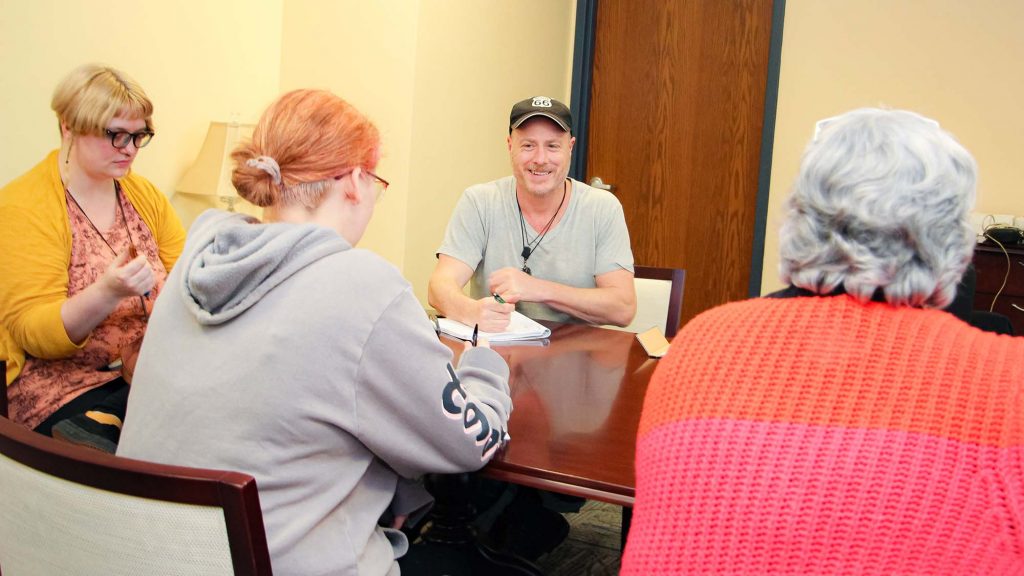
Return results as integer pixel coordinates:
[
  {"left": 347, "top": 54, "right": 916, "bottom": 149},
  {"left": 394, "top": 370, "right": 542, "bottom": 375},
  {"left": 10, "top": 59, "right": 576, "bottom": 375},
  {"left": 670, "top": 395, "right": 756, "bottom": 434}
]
[
  {"left": 105, "top": 128, "right": 154, "bottom": 150},
  {"left": 334, "top": 169, "right": 390, "bottom": 203},
  {"left": 365, "top": 170, "right": 389, "bottom": 202}
]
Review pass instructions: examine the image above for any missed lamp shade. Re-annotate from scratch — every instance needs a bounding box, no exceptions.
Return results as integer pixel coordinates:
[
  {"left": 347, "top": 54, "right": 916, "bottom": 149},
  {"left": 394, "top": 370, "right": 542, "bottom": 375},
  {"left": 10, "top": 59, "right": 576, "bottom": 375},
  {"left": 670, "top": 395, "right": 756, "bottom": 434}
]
[{"left": 176, "top": 121, "right": 255, "bottom": 210}]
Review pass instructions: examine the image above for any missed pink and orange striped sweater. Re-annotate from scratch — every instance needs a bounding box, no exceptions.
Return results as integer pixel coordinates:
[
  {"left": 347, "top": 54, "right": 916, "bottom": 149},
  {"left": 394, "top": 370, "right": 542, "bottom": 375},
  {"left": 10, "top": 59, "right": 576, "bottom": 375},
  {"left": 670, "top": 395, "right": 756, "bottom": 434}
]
[{"left": 622, "top": 295, "right": 1024, "bottom": 575}]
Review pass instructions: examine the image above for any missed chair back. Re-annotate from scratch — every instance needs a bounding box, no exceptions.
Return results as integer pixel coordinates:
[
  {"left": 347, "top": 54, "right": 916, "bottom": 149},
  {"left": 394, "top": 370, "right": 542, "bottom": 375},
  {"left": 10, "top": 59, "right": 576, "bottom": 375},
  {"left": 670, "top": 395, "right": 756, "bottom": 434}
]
[
  {"left": 605, "top": 266, "right": 686, "bottom": 337},
  {"left": 0, "top": 415, "right": 272, "bottom": 575},
  {"left": 1, "top": 359, "right": 6, "bottom": 418},
  {"left": 969, "top": 310, "right": 1015, "bottom": 335}
]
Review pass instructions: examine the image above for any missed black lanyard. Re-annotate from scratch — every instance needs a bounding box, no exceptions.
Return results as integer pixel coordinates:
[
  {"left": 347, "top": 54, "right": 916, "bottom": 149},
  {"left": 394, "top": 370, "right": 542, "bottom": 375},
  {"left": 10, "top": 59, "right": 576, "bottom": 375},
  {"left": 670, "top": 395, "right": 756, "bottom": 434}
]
[
  {"left": 64, "top": 183, "right": 149, "bottom": 319},
  {"left": 516, "top": 180, "right": 567, "bottom": 275}
]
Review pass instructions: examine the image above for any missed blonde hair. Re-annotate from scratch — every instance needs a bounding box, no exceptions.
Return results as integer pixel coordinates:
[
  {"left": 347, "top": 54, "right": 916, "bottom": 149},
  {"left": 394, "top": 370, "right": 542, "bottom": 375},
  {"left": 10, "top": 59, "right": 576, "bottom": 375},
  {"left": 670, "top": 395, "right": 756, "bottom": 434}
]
[
  {"left": 51, "top": 64, "right": 154, "bottom": 136},
  {"left": 231, "top": 89, "right": 380, "bottom": 208}
]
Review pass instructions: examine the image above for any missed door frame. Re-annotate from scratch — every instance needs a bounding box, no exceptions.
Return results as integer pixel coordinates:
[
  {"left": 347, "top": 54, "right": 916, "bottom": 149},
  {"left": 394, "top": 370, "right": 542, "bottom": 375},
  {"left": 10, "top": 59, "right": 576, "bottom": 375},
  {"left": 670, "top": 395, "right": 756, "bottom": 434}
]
[{"left": 568, "top": 0, "right": 787, "bottom": 298}]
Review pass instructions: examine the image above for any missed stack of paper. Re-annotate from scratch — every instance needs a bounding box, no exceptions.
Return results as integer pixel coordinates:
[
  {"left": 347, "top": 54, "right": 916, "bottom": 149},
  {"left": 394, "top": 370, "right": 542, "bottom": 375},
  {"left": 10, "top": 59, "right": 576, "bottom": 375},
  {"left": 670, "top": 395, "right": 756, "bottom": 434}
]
[{"left": 437, "top": 311, "right": 551, "bottom": 342}]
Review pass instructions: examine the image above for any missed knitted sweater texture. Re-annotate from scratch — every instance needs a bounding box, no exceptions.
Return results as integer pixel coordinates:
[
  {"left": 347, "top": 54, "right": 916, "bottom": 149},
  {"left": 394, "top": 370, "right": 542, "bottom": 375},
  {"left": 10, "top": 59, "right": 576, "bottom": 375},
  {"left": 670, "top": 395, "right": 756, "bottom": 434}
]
[{"left": 622, "top": 295, "right": 1024, "bottom": 575}]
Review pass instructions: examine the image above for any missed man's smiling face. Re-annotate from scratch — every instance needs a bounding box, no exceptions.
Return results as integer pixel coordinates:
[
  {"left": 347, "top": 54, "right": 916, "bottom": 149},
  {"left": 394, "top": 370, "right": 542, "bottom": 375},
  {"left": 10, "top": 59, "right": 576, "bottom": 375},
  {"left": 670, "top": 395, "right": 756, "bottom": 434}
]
[{"left": 508, "top": 117, "right": 575, "bottom": 199}]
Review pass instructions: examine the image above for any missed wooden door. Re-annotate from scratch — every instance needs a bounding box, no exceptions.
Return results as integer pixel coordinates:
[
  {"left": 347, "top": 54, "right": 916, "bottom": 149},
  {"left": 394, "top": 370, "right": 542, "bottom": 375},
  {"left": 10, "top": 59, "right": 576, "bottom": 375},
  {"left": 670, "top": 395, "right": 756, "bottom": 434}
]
[{"left": 584, "top": 0, "right": 778, "bottom": 328}]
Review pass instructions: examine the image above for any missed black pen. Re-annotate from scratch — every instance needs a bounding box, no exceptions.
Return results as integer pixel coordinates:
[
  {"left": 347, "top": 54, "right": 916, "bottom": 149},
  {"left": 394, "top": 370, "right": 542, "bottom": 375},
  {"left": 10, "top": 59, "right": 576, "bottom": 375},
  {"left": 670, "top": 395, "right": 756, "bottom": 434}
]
[
  {"left": 492, "top": 292, "right": 506, "bottom": 304},
  {"left": 471, "top": 323, "right": 479, "bottom": 347},
  {"left": 128, "top": 244, "right": 150, "bottom": 319}
]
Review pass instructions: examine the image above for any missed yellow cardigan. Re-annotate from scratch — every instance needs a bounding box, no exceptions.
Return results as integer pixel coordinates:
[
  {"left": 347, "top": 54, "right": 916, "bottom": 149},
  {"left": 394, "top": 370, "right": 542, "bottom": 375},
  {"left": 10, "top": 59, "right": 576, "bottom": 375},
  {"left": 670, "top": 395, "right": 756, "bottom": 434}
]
[{"left": 0, "top": 150, "right": 185, "bottom": 385}]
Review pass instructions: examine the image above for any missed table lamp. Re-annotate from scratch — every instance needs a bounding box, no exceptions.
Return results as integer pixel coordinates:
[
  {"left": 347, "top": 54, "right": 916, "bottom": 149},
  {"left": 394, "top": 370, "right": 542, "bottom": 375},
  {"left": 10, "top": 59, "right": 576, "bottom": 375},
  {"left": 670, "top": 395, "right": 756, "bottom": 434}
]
[{"left": 176, "top": 121, "right": 255, "bottom": 212}]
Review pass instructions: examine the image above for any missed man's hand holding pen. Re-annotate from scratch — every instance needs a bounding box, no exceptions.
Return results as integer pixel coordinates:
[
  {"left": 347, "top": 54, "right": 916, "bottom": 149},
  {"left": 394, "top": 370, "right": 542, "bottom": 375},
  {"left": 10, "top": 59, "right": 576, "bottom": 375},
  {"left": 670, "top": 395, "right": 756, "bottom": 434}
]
[{"left": 476, "top": 290, "right": 513, "bottom": 332}]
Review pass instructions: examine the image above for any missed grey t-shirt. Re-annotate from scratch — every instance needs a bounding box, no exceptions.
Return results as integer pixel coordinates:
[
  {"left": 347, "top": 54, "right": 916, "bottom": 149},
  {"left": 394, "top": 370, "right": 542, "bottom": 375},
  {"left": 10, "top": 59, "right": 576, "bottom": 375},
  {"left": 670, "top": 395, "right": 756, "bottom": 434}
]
[{"left": 437, "top": 176, "right": 634, "bottom": 323}]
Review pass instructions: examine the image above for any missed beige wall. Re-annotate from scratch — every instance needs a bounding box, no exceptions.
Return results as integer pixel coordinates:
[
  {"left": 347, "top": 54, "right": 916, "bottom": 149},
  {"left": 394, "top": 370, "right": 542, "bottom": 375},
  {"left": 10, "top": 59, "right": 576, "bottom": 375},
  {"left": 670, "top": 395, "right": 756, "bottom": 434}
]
[
  {"left": 0, "top": 0, "right": 575, "bottom": 307},
  {"left": 281, "top": 0, "right": 576, "bottom": 301},
  {"left": 0, "top": 0, "right": 283, "bottom": 223},
  {"left": 281, "top": 0, "right": 422, "bottom": 272},
  {"left": 403, "top": 2, "right": 576, "bottom": 303},
  {"left": 10, "top": 1, "right": 1014, "bottom": 305},
  {"left": 763, "top": 0, "right": 1024, "bottom": 293}
]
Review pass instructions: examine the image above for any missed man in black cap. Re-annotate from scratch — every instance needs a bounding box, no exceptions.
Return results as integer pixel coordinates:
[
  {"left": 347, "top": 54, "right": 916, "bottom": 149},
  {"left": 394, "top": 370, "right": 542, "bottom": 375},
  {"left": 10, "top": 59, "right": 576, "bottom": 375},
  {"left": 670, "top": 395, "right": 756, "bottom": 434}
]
[{"left": 429, "top": 96, "right": 636, "bottom": 332}]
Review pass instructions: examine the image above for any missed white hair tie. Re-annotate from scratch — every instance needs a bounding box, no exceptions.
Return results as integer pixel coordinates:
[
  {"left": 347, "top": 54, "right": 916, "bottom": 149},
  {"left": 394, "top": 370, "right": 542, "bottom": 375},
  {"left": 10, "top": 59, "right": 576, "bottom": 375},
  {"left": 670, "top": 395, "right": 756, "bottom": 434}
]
[{"left": 246, "top": 155, "right": 282, "bottom": 185}]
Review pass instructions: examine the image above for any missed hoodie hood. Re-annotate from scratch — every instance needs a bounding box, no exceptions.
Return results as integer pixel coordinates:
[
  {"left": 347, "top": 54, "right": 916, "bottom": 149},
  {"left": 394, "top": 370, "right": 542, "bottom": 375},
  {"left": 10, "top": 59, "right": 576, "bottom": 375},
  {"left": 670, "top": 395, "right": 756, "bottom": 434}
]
[{"left": 181, "top": 210, "right": 350, "bottom": 325}]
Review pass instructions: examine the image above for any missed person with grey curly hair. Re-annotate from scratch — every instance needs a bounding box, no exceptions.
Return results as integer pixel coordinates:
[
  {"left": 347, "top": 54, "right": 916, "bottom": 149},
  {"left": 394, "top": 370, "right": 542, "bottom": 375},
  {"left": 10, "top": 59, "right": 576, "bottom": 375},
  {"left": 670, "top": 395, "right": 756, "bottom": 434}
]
[
  {"left": 778, "top": 107, "right": 977, "bottom": 308},
  {"left": 622, "top": 108, "right": 1024, "bottom": 575}
]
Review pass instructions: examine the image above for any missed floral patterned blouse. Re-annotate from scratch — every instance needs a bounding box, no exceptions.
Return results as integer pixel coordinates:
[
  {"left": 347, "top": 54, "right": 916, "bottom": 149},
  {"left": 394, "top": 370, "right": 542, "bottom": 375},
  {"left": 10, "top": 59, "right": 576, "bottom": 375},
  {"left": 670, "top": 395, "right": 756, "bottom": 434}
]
[{"left": 10, "top": 185, "right": 168, "bottom": 429}]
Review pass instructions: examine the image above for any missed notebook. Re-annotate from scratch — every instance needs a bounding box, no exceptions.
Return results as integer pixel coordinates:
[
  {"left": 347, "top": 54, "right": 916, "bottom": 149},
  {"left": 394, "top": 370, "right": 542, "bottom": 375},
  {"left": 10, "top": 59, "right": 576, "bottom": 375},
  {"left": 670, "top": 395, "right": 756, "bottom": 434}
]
[{"left": 437, "top": 311, "right": 551, "bottom": 342}]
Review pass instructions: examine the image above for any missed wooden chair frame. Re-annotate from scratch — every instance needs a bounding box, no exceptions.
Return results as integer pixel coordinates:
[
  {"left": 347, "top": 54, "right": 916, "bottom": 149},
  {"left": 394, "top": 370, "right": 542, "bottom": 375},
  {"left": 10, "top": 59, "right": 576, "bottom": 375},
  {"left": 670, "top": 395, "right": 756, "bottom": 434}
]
[
  {"left": 1, "top": 359, "right": 6, "bottom": 418},
  {"left": 633, "top": 265, "right": 686, "bottom": 337},
  {"left": 0, "top": 413, "right": 272, "bottom": 575}
]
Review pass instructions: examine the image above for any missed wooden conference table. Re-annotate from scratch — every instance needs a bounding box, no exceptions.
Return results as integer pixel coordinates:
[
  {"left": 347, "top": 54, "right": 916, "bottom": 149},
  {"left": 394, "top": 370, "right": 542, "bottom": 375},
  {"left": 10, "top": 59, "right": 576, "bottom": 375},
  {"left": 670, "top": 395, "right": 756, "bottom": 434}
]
[
  {"left": 441, "top": 320, "right": 659, "bottom": 507},
  {"left": 416, "top": 321, "right": 658, "bottom": 574}
]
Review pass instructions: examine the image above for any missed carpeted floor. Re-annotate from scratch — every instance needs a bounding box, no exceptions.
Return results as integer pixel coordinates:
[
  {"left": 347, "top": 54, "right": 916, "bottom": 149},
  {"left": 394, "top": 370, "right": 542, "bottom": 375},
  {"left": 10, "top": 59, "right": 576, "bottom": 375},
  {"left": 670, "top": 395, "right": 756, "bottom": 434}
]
[
  {"left": 401, "top": 498, "right": 625, "bottom": 575},
  {"left": 536, "top": 501, "right": 624, "bottom": 576}
]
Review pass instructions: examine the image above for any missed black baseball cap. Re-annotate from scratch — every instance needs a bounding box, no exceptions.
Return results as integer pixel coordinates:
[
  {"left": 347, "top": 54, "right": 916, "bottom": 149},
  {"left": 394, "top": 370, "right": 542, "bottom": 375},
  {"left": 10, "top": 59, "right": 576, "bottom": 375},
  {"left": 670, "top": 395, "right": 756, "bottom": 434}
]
[{"left": 509, "top": 96, "right": 573, "bottom": 134}]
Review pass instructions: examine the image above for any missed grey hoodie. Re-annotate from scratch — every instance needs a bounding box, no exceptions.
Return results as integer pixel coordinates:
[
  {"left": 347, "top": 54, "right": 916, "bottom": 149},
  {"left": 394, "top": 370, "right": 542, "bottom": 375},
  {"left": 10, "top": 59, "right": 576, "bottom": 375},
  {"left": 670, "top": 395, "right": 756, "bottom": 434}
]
[{"left": 118, "top": 210, "right": 512, "bottom": 576}]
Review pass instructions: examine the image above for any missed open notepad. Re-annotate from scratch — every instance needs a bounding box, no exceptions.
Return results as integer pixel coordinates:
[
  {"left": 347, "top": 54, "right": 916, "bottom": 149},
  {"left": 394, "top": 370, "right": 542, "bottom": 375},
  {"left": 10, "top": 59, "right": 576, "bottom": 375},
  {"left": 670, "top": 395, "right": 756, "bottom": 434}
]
[{"left": 437, "top": 311, "right": 551, "bottom": 343}]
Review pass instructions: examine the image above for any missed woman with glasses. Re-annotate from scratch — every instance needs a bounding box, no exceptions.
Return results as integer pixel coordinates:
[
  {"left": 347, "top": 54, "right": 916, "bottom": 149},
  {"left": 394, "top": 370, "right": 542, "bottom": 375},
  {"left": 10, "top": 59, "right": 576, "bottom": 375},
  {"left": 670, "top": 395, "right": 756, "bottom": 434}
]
[
  {"left": 117, "top": 89, "right": 512, "bottom": 576},
  {"left": 0, "top": 64, "right": 185, "bottom": 452}
]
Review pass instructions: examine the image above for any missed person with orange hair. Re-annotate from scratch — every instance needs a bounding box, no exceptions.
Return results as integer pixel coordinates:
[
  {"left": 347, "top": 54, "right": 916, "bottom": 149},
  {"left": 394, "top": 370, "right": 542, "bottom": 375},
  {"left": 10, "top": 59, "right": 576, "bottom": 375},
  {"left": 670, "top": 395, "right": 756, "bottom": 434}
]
[{"left": 117, "top": 89, "right": 513, "bottom": 575}]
